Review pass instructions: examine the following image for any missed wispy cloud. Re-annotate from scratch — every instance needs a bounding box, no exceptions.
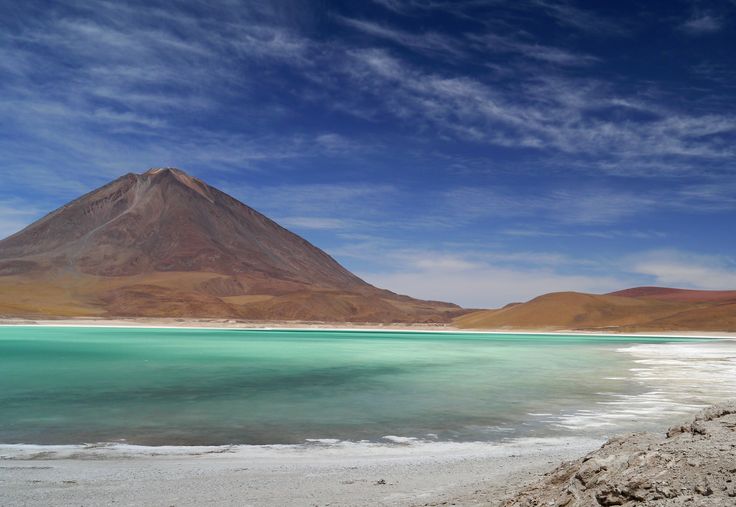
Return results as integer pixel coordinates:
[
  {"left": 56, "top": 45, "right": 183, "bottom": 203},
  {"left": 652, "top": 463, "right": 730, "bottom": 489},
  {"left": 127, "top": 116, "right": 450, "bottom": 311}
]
[
  {"left": 501, "top": 227, "right": 668, "bottom": 240},
  {"left": 441, "top": 187, "right": 655, "bottom": 225},
  {"left": 369, "top": 0, "right": 498, "bottom": 16},
  {"left": 217, "top": 176, "right": 736, "bottom": 243},
  {"left": 225, "top": 182, "right": 399, "bottom": 222},
  {"left": 337, "top": 16, "right": 466, "bottom": 57},
  {"left": 330, "top": 48, "right": 736, "bottom": 171},
  {"left": 0, "top": 200, "right": 45, "bottom": 239},
  {"left": 277, "top": 217, "right": 364, "bottom": 231},
  {"left": 356, "top": 248, "right": 626, "bottom": 307},
  {"left": 468, "top": 33, "right": 599, "bottom": 66},
  {"left": 339, "top": 15, "right": 599, "bottom": 66},
  {"left": 314, "top": 133, "right": 369, "bottom": 155},
  {"left": 626, "top": 250, "right": 736, "bottom": 289},
  {"left": 370, "top": 0, "right": 629, "bottom": 38},
  {"left": 362, "top": 246, "right": 736, "bottom": 307},
  {"left": 0, "top": 0, "right": 320, "bottom": 188},
  {"left": 3, "top": 0, "right": 734, "bottom": 191},
  {"left": 531, "top": 0, "right": 629, "bottom": 36},
  {"left": 1, "top": 0, "right": 734, "bottom": 307},
  {"left": 680, "top": 13, "right": 724, "bottom": 34},
  {"left": 440, "top": 179, "right": 736, "bottom": 228},
  {"left": 354, "top": 243, "right": 736, "bottom": 307}
]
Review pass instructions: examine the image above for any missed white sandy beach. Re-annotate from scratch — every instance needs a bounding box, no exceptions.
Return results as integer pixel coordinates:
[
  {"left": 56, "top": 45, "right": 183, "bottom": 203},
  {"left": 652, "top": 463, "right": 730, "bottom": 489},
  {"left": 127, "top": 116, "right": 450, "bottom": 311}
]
[
  {"left": 0, "top": 437, "right": 604, "bottom": 507},
  {"left": 1, "top": 317, "right": 735, "bottom": 339}
]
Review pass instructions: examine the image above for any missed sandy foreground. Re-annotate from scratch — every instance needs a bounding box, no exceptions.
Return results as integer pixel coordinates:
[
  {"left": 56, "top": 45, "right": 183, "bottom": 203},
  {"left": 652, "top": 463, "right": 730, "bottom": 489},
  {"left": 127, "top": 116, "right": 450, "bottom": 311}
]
[
  {"left": 0, "top": 438, "right": 603, "bottom": 507},
  {"left": 1, "top": 319, "right": 734, "bottom": 506}
]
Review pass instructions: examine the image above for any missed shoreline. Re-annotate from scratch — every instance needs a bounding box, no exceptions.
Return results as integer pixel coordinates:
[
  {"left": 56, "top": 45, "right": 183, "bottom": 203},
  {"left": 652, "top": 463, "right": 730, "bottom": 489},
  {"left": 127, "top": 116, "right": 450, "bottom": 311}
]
[
  {"left": 1, "top": 317, "right": 734, "bottom": 339},
  {"left": 0, "top": 436, "right": 604, "bottom": 507},
  {"left": 2, "top": 327, "right": 735, "bottom": 505},
  {"left": 499, "top": 403, "right": 736, "bottom": 506},
  {"left": 6, "top": 404, "right": 735, "bottom": 506},
  {"left": 3, "top": 405, "right": 734, "bottom": 506}
]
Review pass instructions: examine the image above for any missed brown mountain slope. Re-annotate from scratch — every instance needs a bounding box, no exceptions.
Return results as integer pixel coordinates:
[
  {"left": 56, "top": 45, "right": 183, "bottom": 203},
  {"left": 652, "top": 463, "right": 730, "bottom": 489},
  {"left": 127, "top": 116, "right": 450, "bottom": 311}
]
[
  {"left": 0, "top": 168, "right": 461, "bottom": 322},
  {"left": 617, "top": 301, "right": 736, "bottom": 332},
  {"left": 455, "top": 292, "right": 689, "bottom": 330},
  {"left": 608, "top": 286, "right": 736, "bottom": 302},
  {"left": 455, "top": 289, "right": 736, "bottom": 332}
]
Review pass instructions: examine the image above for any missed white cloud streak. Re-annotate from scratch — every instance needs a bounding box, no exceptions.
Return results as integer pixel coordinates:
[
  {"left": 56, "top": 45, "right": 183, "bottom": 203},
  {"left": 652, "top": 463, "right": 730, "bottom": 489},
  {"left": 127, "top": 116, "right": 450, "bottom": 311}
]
[
  {"left": 356, "top": 249, "right": 626, "bottom": 307},
  {"left": 331, "top": 48, "right": 736, "bottom": 170},
  {"left": 357, "top": 247, "right": 736, "bottom": 307},
  {"left": 0, "top": 200, "right": 45, "bottom": 240},
  {"left": 680, "top": 13, "right": 724, "bottom": 34},
  {"left": 3, "top": 0, "right": 735, "bottom": 190},
  {"left": 627, "top": 250, "right": 736, "bottom": 290},
  {"left": 532, "top": 0, "right": 629, "bottom": 36}
]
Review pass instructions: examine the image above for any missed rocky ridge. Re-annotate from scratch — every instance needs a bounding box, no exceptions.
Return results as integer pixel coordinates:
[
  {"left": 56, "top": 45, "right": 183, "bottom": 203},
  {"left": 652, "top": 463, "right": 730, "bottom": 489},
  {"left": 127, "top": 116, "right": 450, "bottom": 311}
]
[{"left": 501, "top": 403, "right": 736, "bottom": 506}]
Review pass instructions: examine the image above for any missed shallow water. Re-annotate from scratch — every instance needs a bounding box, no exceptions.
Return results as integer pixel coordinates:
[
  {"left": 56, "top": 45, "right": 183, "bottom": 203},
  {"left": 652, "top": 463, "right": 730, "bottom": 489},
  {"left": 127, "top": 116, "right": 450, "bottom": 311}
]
[{"left": 1, "top": 327, "right": 733, "bottom": 446}]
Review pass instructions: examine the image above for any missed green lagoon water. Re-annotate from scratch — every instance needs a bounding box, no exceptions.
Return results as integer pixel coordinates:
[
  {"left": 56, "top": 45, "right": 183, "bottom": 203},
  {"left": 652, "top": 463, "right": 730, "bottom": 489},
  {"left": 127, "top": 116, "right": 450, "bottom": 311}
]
[{"left": 1, "top": 326, "right": 731, "bottom": 446}]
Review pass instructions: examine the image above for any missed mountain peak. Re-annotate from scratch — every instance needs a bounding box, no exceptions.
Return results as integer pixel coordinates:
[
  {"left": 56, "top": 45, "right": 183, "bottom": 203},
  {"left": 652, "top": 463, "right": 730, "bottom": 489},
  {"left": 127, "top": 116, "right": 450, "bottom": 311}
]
[
  {"left": 141, "top": 167, "right": 213, "bottom": 202},
  {"left": 0, "top": 166, "right": 331, "bottom": 278},
  {"left": 144, "top": 167, "right": 186, "bottom": 176},
  {"left": 0, "top": 168, "right": 462, "bottom": 322}
]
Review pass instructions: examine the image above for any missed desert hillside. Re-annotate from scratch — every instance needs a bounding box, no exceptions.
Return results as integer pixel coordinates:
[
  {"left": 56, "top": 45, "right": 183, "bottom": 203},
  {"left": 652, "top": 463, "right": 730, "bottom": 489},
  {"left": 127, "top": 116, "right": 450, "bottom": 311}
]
[
  {"left": 0, "top": 168, "right": 461, "bottom": 323},
  {"left": 455, "top": 287, "right": 736, "bottom": 332}
]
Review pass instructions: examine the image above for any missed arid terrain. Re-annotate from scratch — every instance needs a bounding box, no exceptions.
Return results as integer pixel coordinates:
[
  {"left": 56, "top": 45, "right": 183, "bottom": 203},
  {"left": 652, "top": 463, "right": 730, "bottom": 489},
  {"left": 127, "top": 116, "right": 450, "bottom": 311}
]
[
  {"left": 456, "top": 287, "right": 736, "bottom": 332},
  {"left": 0, "top": 168, "right": 461, "bottom": 323},
  {"left": 498, "top": 402, "right": 736, "bottom": 506}
]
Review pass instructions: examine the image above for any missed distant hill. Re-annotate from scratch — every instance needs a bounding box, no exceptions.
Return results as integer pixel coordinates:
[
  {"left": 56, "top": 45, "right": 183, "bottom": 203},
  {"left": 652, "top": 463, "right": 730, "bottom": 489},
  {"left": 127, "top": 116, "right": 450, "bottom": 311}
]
[
  {"left": 455, "top": 288, "right": 736, "bottom": 332},
  {"left": 0, "top": 168, "right": 461, "bottom": 322},
  {"left": 607, "top": 286, "right": 736, "bottom": 302}
]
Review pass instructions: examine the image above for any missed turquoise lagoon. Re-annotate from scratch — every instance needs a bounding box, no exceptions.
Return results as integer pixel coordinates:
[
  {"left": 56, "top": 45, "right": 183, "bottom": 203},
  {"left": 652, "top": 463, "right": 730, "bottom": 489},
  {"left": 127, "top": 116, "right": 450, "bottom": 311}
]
[{"left": 1, "top": 326, "right": 734, "bottom": 446}]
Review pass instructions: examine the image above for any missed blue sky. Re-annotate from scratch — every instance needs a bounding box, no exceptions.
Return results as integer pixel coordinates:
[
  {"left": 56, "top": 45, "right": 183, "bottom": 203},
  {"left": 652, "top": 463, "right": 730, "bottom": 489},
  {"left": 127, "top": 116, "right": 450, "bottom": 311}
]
[{"left": 1, "top": 0, "right": 735, "bottom": 307}]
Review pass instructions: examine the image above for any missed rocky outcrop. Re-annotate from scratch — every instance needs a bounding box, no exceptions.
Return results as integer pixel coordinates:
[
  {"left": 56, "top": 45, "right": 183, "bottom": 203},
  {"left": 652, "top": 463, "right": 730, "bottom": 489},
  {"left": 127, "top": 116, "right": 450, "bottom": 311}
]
[{"left": 502, "top": 403, "right": 736, "bottom": 506}]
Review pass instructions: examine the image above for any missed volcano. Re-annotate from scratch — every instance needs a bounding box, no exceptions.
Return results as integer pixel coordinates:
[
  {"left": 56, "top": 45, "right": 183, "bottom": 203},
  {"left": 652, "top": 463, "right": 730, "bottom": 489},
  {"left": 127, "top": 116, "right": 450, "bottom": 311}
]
[{"left": 0, "top": 168, "right": 461, "bottom": 322}]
